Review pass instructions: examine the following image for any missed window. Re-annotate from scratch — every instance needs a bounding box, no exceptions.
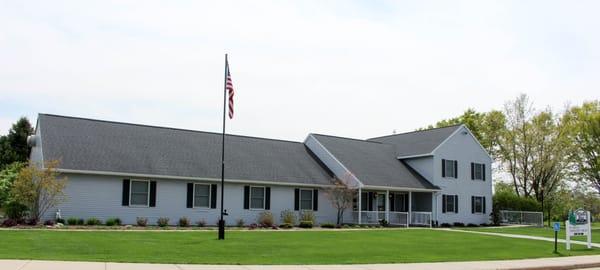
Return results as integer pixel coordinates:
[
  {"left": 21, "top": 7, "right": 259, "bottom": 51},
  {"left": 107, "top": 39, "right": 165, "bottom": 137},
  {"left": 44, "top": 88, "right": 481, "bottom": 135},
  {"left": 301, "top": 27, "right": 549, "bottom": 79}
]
[
  {"left": 194, "top": 184, "right": 210, "bottom": 208},
  {"left": 393, "top": 193, "right": 407, "bottom": 212},
  {"left": 472, "top": 163, "right": 485, "bottom": 180},
  {"left": 443, "top": 194, "right": 458, "bottom": 213},
  {"left": 472, "top": 196, "right": 485, "bottom": 214},
  {"left": 443, "top": 159, "right": 457, "bottom": 178},
  {"left": 299, "top": 189, "right": 313, "bottom": 210},
  {"left": 130, "top": 180, "right": 149, "bottom": 206},
  {"left": 250, "top": 186, "right": 265, "bottom": 209}
]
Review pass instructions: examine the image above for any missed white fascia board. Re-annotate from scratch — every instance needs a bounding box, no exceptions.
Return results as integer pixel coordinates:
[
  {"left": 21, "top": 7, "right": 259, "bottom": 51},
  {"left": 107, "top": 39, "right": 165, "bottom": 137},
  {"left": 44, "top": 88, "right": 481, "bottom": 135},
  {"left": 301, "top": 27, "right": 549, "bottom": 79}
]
[
  {"left": 304, "top": 134, "right": 364, "bottom": 188},
  {"left": 53, "top": 168, "right": 336, "bottom": 188},
  {"left": 361, "top": 185, "right": 440, "bottom": 192},
  {"left": 396, "top": 153, "right": 433, "bottom": 159}
]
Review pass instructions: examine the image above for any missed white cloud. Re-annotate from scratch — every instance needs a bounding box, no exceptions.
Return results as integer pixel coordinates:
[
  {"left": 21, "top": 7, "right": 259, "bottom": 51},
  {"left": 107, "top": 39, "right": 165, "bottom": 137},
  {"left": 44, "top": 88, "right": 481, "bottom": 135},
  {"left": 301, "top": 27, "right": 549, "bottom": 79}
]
[{"left": 0, "top": 0, "right": 598, "bottom": 139}]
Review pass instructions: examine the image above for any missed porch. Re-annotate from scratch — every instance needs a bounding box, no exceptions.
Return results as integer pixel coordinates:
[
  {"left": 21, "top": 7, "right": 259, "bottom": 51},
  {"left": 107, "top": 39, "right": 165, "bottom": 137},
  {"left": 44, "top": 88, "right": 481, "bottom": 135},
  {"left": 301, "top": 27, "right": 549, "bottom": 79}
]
[{"left": 352, "top": 190, "right": 433, "bottom": 227}]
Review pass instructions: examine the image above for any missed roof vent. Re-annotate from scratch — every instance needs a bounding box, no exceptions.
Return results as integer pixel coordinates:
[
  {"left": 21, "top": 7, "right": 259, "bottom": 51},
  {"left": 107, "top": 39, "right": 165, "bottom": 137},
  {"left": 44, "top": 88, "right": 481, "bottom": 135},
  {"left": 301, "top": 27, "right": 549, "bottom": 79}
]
[{"left": 27, "top": 135, "right": 37, "bottom": 147}]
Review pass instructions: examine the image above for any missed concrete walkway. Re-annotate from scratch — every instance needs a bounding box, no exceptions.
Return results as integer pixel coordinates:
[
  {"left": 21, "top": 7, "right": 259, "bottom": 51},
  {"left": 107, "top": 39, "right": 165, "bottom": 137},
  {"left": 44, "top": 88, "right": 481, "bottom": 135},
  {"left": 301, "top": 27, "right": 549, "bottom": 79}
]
[
  {"left": 446, "top": 228, "right": 600, "bottom": 248},
  {"left": 3, "top": 256, "right": 600, "bottom": 270}
]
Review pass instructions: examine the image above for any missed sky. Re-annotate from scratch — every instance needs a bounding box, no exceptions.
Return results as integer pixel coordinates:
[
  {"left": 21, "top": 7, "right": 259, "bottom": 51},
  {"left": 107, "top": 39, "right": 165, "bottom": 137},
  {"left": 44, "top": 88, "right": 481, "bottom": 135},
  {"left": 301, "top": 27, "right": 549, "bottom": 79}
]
[{"left": 0, "top": 0, "right": 598, "bottom": 140}]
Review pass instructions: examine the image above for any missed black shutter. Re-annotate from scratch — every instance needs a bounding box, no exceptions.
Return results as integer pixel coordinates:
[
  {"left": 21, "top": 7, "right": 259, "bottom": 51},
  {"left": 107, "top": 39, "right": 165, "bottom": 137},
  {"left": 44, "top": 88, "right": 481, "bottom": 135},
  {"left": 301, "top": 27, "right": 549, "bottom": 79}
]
[
  {"left": 482, "top": 164, "right": 486, "bottom": 181},
  {"left": 210, "top": 184, "right": 217, "bottom": 209},
  {"left": 186, "top": 183, "right": 193, "bottom": 208},
  {"left": 483, "top": 197, "right": 486, "bottom": 214},
  {"left": 471, "top": 196, "right": 475, "bottom": 213},
  {"left": 389, "top": 193, "right": 395, "bottom": 212},
  {"left": 471, "top": 163, "right": 475, "bottom": 180},
  {"left": 313, "top": 189, "right": 318, "bottom": 211},
  {"left": 265, "top": 187, "right": 271, "bottom": 210},
  {"left": 122, "top": 179, "right": 130, "bottom": 206},
  {"left": 294, "top": 188, "right": 299, "bottom": 211},
  {"left": 368, "top": 192, "right": 374, "bottom": 211},
  {"left": 454, "top": 161, "right": 458, "bottom": 179},
  {"left": 454, "top": 195, "right": 459, "bottom": 213},
  {"left": 149, "top": 181, "right": 157, "bottom": 207},
  {"left": 243, "top": 186, "right": 250, "bottom": 209},
  {"left": 442, "top": 195, "right": 446, "bottom": 213},
  {"left": 442, "top": 159, "right": 446, "bottom": 177}
]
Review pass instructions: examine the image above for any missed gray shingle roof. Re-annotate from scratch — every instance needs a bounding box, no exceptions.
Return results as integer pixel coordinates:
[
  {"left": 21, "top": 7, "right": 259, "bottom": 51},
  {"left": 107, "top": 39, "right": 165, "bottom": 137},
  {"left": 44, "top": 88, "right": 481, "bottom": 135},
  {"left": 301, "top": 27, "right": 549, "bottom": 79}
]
[
  {"left": 38, "top": 114, "right": 333, "bottom": 185},
  {"left": 310, "top": 134, "right": 438, "bottom": 190},
  {"left": 368, "top": 125, "right": 462, "bottom": 157}
]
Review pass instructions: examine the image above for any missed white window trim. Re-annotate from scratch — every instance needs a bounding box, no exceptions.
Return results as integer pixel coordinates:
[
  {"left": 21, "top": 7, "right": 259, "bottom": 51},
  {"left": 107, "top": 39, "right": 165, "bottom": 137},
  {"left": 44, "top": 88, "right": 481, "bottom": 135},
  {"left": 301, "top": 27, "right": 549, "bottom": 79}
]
[
  {"left": 193, "top": 183, "right": 211, "bottom": 209},
  {"left": 444, "top": 159, "right": 457, "bottom": 178},
  {"left": 129, "top": 179, "right": 150, "bottom": 207},
  {"left": 473, "top": 163, "right": 484, "bottom": 180},
  {"left": 444, "top": 194, "right": 457, "bottom": 214},
  {"left": 299, "top": 188, "right": 314, "bottom": 210},
  {"left": 473, "top": 196, "right": 484, "bottom": 214},
  {"left": 249, "top": 185, "right": 266, "bottom": 210}
]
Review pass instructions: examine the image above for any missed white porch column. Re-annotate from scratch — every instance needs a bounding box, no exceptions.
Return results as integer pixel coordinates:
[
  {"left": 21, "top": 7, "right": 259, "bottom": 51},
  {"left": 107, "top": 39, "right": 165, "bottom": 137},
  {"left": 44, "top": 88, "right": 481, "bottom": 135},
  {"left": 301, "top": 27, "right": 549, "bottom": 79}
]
[
  {"left": 408, "top": 191, "right": 412, "bottom": 227},
  {"left": 358, "top": 188, "right": 362, "bottom": 225},
  {"left": 385, "top": 190, "right": 390, "bottom": 222},
  {"left": 431, "top": 191, "right": 436, "bottom": 227}
]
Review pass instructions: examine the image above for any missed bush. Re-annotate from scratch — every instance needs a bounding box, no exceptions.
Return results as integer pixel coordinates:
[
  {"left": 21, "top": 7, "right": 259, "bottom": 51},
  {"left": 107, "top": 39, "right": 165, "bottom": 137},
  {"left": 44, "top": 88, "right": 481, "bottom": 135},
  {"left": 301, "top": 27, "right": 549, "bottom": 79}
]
[
  {"left": 299, "top": 221, "right": 313, "bottom": 228},
  {"left": 467, "top": 223, "right": 479, "bottom": 227},
  {"left": 136, "top": 217, "right": 148, "bottom": 227},
  {"left": 77, "top": 218, "right": 85, "bottom": 225},
  {"left": 1, "top": 219, "right": 18, "bottom": 227},
  {"left": 279, "top": 223, "right": 293, "bottom": 229},
  {"left": 257, "top": 211, "right": 274, "bottom": 227},
  {"left": 105, "top": 218, "right": 122, "bottom": 226},
  {"left": 453, "top": 222, "right": 465, "bottom": 227},
  {"left": 379, "top": 219, "right": 389, "bottom": 227},
  {"left": 280, "top": 209, "right": 296, "bottom": 225},
  {"left": 178, "top": 217, "right": 190, "bottom": 227},
  {"left": 67, "top": 217, "right": 78, "bottom": 225},
  {"left": 86, "top": 218, "right": 102, "bottom": 226},
  {"left": 440, "top": 223, "right": 452, "bottom": 228},
  {"left": 196, "top": 219, "right": 206, "bottom": 227},
  {"left": 44, "top": 220, "right": 55, "bottom": 226},
  {"left": 157, "top": 217, "right": 169, "bottom": 227},
  {"left": 55, "top": 218, "right": 65, "bottom": 224},
  {"left": 248, "top": 223, "right": 258, "bottom": 230},
  {"left": 299, "top": 210, "right": 316, "bottom": 224},
  {"left": 5, "top": 201, "right": 27, "bottom": 220},
  {"left": 320, "top": 222, "right": 335, "bottom": 228},
  {"left": 236, "top": 218, "right": 245, "bottom": 227}
]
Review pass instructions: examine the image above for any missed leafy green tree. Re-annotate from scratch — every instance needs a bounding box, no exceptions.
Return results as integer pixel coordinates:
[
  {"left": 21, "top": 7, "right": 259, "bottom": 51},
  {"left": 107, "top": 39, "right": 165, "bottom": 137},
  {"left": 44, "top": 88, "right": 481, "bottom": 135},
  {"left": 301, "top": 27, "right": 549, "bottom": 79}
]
[
  {"left": 0, "top": 117, "right": 34, "bottom": 169},
  {"left": 0, "top": 162, "right": 25, "bottom": 209}
]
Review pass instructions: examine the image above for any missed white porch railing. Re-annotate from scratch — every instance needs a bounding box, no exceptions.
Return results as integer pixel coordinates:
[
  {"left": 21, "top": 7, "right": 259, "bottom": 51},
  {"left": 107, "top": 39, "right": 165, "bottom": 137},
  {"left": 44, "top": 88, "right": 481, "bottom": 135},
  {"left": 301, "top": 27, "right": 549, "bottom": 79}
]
[
  {"left": 353, "top": 211, "right": 409, "bottom": 226},
  {"left": 389, "top": 212, "right": 409, "bottom": 227},
  {"left": 411, "top": 211, "right": 432, "bottom": 227}
]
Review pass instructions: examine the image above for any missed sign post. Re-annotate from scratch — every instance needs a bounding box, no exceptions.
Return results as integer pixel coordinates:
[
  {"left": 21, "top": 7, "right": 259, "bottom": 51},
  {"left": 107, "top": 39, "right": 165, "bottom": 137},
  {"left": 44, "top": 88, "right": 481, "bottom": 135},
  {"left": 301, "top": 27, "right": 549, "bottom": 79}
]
[
  {"left": 553, "top": 222, "right": 560, "bottom": 253},
  {"left": 565, "top": 209, "right": 592, "bottom": 250}
]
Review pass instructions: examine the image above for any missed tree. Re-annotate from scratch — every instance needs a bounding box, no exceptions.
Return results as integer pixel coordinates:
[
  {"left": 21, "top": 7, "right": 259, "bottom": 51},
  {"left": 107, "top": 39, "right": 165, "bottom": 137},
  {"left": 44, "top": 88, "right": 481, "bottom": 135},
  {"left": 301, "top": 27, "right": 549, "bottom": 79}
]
[
  {"left": 0, "top": 162, "right": 25, "bottom": 209},
  {"left": 11, "top": 160, "right": 67, "bottom": 223},
  {"left": 0, "top": 117, "right": 34, "bottom": 169},
  {"left": 563, "top": 101, "right": 600, "bottom": 194},
  {"left": 324, "top": 179, "right": 355, "bottom": 225}
]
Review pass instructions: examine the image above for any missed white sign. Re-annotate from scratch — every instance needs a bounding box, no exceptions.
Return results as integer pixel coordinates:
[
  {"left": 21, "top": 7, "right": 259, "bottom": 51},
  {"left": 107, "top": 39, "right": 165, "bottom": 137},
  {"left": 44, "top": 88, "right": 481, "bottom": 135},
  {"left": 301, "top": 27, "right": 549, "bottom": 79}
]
[{"left": 566, "top": 209, "right": 592, "bottom": 250}]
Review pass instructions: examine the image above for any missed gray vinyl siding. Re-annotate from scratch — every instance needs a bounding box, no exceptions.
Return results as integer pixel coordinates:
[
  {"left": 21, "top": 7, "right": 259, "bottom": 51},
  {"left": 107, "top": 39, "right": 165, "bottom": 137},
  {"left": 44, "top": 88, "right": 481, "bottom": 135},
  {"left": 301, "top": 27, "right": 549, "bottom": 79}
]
[{"left": 43, "top": 173, "right": 345, "bottom": 225}]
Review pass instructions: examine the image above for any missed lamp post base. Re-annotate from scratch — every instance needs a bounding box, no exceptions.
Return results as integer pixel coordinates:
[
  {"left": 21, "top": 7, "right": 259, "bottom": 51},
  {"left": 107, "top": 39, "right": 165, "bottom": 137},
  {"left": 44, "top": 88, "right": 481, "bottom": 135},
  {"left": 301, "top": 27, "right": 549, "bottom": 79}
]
[{"left": 218, "top": 219, "right": 225, "bottom": 240}]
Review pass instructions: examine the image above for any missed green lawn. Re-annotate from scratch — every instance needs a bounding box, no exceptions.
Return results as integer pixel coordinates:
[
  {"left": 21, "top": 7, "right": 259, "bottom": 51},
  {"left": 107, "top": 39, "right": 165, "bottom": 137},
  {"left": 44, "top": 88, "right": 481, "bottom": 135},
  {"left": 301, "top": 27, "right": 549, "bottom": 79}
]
[
  {"left": 0, "top": 229, "right": 599, "bottom": 264},
  {"left": 463, "top": 224, "right": 600, "bottom": 244}
]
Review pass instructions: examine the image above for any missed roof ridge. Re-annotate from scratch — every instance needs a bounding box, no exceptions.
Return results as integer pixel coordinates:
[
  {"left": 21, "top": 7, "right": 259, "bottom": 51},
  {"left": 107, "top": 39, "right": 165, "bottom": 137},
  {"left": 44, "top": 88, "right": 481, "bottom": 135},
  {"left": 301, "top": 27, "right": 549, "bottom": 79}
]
[
  {"left": 368, "top": 124, "right": 463, "bottom": 140},
  {"left": 38, "top": 113, "right": 303, "bottom": 145},
  {"left": 310, "top": 133, "right": 385, "bottom": 145}
]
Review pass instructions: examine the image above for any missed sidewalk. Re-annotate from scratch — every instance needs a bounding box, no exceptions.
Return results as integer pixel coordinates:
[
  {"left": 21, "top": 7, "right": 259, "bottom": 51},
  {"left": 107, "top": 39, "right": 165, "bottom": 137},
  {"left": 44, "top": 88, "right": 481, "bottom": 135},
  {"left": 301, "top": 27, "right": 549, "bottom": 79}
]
[
  {"left": 446, "top": 228, "right": 600, "bottom": 248},
  {"left": 3, "top": 256, "right": 600, "bottom": 270}
]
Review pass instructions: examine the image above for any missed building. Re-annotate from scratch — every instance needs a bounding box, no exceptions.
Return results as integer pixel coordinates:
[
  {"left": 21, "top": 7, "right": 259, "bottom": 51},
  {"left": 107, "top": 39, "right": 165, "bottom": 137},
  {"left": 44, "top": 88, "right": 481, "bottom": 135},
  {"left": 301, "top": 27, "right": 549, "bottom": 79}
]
[{"left": 29, "top": 114, "right": 492, "bottom": 226}]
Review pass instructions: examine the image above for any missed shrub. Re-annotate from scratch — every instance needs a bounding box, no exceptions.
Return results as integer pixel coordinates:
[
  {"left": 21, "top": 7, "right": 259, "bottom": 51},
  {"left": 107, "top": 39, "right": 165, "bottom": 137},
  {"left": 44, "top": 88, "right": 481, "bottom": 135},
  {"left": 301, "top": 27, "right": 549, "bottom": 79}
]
[
  {"left": 248, "top": 223, "right": 258, "bottom": 230},
  {"left": 480, "top": 223, "right": 491, "bottom": 227},
  {"left": 279, "top": 223, "right": 293, "bottom": 229},
  {"left": 379, "top": 219, "right": 389, "bottom": 227},
  {"left": 196, "top": 219, "right": 206, "bottom": 227},
  {"left": 257, "top": 211, "right": 274, "bottom": 227},
  {"left": 77, "top": 218, "right": 85, "bottom": 225},
  {"left": 136, "top": 217, "right": 148, "bottom": 227},
  {"left": 236, "top": 218, "right": 245, "bottom": 227},
  {"left": 280, "top": 209, "right": 296, "bottom": 225},
  {"left": 299, "top": 210, "right": 316, "bottom": 224},
  {"left": 440, "top": 223, "right": 452, "bottom": 228},
  {"left": 157, "top": 217, "right": 169, "bottom": 227},
  {"left": 55, "top": 218, "right": 65, "bottom": 224},
  {"left": 452, "top": 222, "right": 465, "bottom": 227},
  {"left": 467, "top": 223, "right": 479, "bottom": 227},
  {"left": 320, "top": 222, "right": 335, "bottom": 228},
  {"left": 299, "top": 221, "right": 313, "bottom": 228},
  {"left": 5, "top": 201, "right": 27, "bottom": 220},
  {"left": 105, "top": 218, "right": 122, "bottom": 226},
  {"left": 178, "top": 217, "right": 190, "bottom": 227},
  {"left": 86, "top": 218, "right": 102, "bottom": 226},
  {"left": 44, "top": 220, "right": 55, "bottom": 226},
  {"left": 342, "top": 224, "right": 351, "bottom": 228},
  {"left": 67, "top": 217, "right": 78, "bottom": 225},
  {"left": 1, "top": 219, "right": 17, "bottom": 227}
]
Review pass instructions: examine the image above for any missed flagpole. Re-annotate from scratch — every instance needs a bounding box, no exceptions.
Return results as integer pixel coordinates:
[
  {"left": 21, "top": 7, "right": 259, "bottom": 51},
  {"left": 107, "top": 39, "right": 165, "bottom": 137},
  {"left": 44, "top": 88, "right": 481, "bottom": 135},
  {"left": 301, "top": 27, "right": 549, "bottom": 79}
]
[{"left": 218, "top": 54, "right": 228, "bottom": 240}]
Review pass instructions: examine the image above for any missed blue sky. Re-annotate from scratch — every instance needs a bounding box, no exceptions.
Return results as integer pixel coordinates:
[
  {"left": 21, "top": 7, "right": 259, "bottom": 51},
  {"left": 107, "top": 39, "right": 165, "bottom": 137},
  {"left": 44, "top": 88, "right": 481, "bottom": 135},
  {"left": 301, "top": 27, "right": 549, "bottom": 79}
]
[{"left": 0, "top": 0, "right": 598, "bottom": 140}]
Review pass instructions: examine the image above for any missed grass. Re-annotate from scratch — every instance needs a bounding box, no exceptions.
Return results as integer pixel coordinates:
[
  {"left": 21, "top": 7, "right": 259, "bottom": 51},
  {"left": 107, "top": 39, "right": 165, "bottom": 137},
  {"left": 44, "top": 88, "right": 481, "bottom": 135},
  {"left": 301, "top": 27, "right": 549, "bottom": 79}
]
[
  {"left": 463, "top": 224, "right": 600, "bottom": 244},
  {"left": 0, "top": 229, "right": 599, "bottom": 264}
]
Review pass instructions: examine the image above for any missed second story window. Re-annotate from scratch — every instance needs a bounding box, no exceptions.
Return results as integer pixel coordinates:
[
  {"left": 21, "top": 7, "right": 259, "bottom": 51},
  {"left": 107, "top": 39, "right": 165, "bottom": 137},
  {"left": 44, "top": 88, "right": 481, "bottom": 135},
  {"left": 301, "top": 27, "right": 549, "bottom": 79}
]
[
  {"left": 442, "top": 159, "right": 457, "bottom": 178},
  {"left": 471, "top": 163, "right": 486, "bottom": 181}
]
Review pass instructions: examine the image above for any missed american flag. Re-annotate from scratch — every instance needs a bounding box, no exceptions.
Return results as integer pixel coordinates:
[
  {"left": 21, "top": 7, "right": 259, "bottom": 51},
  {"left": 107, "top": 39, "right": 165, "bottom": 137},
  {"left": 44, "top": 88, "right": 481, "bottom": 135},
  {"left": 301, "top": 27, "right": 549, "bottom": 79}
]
[{"left": 226, "top": 62, "right": 234, "bottom": 119}]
